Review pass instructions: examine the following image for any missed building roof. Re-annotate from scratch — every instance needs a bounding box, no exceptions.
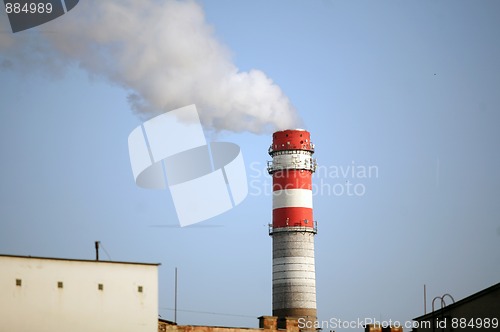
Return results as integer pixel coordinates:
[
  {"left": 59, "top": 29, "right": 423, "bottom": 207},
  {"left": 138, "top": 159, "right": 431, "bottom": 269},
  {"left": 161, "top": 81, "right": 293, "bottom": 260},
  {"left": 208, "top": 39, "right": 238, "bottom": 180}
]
[
  {"left": 158, "top": 318, "right": 177, "bottom": 325},
  {"left": 413, "top": 282, "right": 500, "bottom": 321},
  {"left": 0, "top": 253, "right": 161, "bottom": 266}
]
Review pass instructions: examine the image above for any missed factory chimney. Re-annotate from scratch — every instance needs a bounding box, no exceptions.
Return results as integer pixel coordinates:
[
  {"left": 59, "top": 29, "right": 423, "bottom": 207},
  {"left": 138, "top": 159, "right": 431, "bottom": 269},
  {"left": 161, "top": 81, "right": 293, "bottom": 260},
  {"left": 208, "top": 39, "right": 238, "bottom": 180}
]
[{"left": 267, "top": 129, "right": 317, "bottom": 331}]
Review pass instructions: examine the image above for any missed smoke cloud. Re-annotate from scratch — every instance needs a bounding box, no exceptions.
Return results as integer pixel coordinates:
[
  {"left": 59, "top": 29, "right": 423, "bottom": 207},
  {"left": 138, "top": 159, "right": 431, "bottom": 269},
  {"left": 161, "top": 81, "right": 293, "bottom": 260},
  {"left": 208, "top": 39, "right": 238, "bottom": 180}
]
[{"left": 0, "top": 0, "right": 302, "bottom": 133}]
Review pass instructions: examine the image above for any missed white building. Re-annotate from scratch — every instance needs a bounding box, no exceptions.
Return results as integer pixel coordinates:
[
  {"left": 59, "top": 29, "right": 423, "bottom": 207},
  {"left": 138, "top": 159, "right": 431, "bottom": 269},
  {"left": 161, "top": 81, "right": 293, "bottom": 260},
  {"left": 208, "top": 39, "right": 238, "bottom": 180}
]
[{"left": 0, "top": 254, "right": 159, "bottom": 332}]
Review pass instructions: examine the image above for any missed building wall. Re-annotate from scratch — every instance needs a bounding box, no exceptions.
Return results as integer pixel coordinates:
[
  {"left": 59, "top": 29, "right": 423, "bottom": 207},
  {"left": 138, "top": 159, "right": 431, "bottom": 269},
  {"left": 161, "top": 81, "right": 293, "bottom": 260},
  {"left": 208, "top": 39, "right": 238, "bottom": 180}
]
[
  {"left": 159, "top": 316, "right": 299, "bottom": 332},
  {"left": 365, "top": 325, "right": 403, "bottom": 332},
  {"left": 0, "top": 255, "right": 158, "bottom": 332}
]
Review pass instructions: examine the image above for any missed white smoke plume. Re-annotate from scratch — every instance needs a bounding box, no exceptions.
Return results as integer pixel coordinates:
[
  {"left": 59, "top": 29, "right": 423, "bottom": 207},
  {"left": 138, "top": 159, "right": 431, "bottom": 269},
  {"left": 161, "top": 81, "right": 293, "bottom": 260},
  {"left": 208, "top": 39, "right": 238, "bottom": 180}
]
[{"left": 0, "top": 0, "right": 302, "bottom": 133}]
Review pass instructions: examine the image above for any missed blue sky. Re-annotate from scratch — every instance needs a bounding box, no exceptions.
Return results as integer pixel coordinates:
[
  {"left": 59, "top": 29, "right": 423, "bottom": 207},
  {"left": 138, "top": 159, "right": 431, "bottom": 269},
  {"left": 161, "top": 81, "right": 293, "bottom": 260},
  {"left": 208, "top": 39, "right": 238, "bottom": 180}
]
[{"left": 1, "top": 1, "right": 499, "bottom": 331}]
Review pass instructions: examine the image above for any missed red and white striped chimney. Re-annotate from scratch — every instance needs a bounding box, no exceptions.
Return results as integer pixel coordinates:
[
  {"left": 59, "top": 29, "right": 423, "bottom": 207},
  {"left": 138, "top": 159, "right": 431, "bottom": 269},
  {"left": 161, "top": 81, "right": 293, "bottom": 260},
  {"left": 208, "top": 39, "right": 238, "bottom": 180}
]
[{"left": 267, "top": 129, "right": 317, "bottom": 330}]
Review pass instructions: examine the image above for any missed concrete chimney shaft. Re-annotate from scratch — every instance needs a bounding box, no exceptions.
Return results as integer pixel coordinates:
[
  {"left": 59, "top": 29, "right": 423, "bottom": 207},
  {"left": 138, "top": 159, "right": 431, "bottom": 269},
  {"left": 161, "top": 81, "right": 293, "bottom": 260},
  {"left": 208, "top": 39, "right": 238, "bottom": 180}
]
[{"left": 267, "top": 129, "right": 317, "bottom": 330}]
